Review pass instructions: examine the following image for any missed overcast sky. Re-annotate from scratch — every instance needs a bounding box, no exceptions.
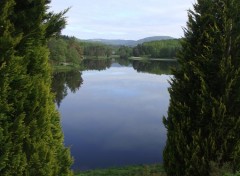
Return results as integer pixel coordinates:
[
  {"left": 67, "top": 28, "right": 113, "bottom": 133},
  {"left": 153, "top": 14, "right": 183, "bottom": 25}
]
[{"left": 49, "top": 0, "right": 195, "bottom": 40}]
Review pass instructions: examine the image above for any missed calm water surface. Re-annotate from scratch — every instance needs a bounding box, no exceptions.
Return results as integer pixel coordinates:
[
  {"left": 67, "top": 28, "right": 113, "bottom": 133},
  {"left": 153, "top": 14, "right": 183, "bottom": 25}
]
[{"left": 53, "top": 59, "right": 176, "bottom": 171}]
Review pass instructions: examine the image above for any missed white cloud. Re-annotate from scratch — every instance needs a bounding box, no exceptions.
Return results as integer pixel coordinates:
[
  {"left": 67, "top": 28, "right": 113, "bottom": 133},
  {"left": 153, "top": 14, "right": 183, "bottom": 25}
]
[{"left": 49, "top": 0, "right": 195, "bottom": 40}]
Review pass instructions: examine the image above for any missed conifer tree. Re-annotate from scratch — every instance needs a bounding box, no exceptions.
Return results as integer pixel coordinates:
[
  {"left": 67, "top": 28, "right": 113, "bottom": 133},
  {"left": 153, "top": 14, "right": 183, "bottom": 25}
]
[
  {"left": 0, "top": 1, "right": 28, "bottom": 174},
  {"left": 163, "top": 0, "right": 240, "bottom": 175},
  {"left": 0, "top": 0, "right": 72, "bottom": 175}
]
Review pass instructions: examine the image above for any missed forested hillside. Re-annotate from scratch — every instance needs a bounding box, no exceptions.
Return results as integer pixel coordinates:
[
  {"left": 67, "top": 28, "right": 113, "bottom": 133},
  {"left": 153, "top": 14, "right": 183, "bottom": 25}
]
[
  {"left": 85, "top": 36, "right": 174, "bottom": 46},
  {"left": 132, "top": 39, "right": 181, "bottom": 58}
]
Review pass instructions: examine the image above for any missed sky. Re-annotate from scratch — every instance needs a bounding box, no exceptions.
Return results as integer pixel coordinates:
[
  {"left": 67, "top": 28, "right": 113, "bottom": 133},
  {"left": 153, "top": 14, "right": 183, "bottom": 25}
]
[{"left": 49, "top": 0, "right": 195, "bottom": 40}]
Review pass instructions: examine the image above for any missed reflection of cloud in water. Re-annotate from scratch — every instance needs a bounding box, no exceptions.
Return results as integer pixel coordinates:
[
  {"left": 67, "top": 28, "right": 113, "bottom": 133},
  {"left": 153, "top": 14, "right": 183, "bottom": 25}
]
[
  {"left": 59, "top": 65, "right": 170, "bottom": 170},
  {"left": 110, "top": 72, "right": 127, "bottom": 75},
  {"left": 102, "top": 121, "right": 166, "bottom": 151}
]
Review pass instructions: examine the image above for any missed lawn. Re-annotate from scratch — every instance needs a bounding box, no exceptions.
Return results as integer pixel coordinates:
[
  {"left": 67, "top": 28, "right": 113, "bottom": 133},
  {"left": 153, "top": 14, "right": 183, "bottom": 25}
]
[{"left": 75, "top": 164, "right": 166, "bottom": 176}]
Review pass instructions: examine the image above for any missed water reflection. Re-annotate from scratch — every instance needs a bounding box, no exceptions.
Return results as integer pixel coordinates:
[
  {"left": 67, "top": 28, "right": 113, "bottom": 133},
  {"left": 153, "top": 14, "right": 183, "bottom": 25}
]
[
  {"left": 52, "top": 59, "right": 176, "bottom": 107},
  {"left": 132, "top": 60, "right": 178, "bottom": 75},
  {"left": 82, "top": 59, "right": 111, "bottom": 71},
  {"left": 114, "top": 58, "right": 132, "bottom": 67},
  {"left": 51, "top": 59, "right": 177, "bottom": 170},
  {"left": 52, "top": 71, "right": 83, "bottom": 107}
]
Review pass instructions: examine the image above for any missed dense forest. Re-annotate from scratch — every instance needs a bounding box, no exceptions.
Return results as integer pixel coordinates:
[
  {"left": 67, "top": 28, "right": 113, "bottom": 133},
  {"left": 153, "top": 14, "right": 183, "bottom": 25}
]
[
  {"left": 81, "top": 41, "right": 113, "bottom": 58},
  {"left": 132, "top": 39, "right": 180, "bottom": 58},
  {"left": 48, "top": 36, "right": 83, "bottom": 65},
  {"left": 48, "top": 36, "right": 115, "bottom": 66}
]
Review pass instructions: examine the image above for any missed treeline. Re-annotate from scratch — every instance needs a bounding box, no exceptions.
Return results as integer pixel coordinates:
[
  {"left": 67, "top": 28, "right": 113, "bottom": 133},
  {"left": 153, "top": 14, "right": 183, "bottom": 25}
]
[
  {"left": 80, "top": 41, "right": 113, "bottom": 58},
  {"left": 48, "top": 36, "right": 115, "bottom": 65},
  {"left": 116, "top": 39, "right": 181, "bottom": 59},
  {"left": 48, "top": 36, "right": 83, "bottom": 65},
  {"left": 48, "top": 36, "right": 181, "bottom": 65},
  {"left": 132, "top": 39, "right": 181, "bottom": 58},
  {"left": 117, "top": 46, "right": 133, "bottom": 58}
]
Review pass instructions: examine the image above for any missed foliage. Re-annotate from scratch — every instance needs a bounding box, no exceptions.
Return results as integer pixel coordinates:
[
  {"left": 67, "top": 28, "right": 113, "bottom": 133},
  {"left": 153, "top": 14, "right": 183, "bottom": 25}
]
[
  {"left": 133, "top": 40, "right": 180, "bottom": 58},
  {"left": 163, "top": 0, "right": 240, "bottom": 175},
  {"left": 48, "top": 36, "right": 114, "bottom": 65},
  {"left": 224, "top": 172, "right": 240, "bottom": 176},
  {"left": 209, "top": 162, "right": 240, "bottom": 176},
  {"left": 83, "top": 43, "right": 112, "bottom": 58},
  {"left": 117, "top": 46, "right": 133, "bottom": 58},
  {"left": 48, "top": 36, "right": 83, "bottom": 65},
  {"left": 0, "top": 0, "right": 72, "bottom": 175}
]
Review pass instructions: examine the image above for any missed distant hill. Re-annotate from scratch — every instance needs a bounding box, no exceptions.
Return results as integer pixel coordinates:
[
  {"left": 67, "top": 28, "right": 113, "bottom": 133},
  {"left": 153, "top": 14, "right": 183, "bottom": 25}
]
[
  {"left": 85, "top": 39, "right": 136, "bottom": 46},
  {"left": 85, "top": 36, "right": 175, "bottom": 46},
  {"left": 137, "top": 36, "right": 175, "bottom": 44}
]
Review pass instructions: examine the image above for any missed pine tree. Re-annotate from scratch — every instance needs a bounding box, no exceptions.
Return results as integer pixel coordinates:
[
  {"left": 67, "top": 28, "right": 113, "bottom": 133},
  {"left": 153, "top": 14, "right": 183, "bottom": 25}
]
[
  {"left": 163, "top": 0, "right": 240, "bottom": 175},
  {"left": 0, "top": 0, "right": 72, "bottom": 175}
]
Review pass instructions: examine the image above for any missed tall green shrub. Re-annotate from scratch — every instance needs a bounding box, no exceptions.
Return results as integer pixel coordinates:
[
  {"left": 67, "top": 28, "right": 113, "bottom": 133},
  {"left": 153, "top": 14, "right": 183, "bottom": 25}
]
[
  {"left": 0, "top": 0, "right": 73, "bottom": 175},
  {"left": 163, "top": 0, "right": 240, "bottom": 175}
]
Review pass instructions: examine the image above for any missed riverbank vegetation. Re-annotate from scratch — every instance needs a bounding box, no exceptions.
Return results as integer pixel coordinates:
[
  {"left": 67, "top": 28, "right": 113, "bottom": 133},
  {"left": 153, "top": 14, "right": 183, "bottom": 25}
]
[
  {"left": 48, "top": 36, "right": 116, "bottom": 68},
  {"left": 47, "top": 36, "right": 180, "bottom": 71}
]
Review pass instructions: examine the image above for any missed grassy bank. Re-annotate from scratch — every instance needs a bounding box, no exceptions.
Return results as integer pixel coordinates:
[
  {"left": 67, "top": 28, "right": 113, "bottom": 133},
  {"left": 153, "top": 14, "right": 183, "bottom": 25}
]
[
  {"left": 74, "top": 163, "right": 240, "bottom": 176},
  {"left": 75, "top": 164, "right": 166, "bottom": 176}
]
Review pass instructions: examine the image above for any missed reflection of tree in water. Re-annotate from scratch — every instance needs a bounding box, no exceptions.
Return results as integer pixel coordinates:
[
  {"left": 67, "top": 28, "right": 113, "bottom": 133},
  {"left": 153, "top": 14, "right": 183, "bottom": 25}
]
[
  {"left": 83, "top": 59, "right": 111, "bottom": 71},
  {"left": 132, "top": 60, "right": 178, "bottom": 75},
  {"left": 51, "top": 71, "right": 83, "bottom": 107},
  {"left": 51, "top": 59, "right": 176, "bottom": 106},
  {"left": 115, "top": 57, "right": 132, "bottom": 66}
]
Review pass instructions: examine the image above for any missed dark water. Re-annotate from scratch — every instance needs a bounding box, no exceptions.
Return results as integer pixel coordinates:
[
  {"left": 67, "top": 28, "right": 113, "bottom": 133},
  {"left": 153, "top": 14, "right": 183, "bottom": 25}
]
[{"left": 52, "top": 59, "right": 177, "bottom": 171}]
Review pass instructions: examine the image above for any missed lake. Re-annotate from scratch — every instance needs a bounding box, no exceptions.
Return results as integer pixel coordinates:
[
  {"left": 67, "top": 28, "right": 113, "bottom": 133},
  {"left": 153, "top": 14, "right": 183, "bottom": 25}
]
[{"left": 52, "top": 59, "right": 177, "bottom": 171}]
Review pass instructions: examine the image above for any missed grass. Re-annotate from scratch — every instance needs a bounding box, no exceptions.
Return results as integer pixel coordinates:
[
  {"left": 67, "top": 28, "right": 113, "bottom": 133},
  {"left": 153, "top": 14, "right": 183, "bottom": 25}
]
[{"left": 74, "top": 164, "right": 166, "bottom": 176}]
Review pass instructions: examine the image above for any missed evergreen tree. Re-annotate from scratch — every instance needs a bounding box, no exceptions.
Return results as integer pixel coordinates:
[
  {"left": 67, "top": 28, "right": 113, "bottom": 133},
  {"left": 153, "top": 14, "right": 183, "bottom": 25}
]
[
  {"left": 163, "top": 0, "right": 240, "bottom": 175},
  {"left": 0, "top": 1, "right": 28, "bottom": 174},
  {"left": 48, "top": 38, "right": 68, "bottom": 64},
  {"left": 0, "top": 0, "right": 73, "bottom": 175}
]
